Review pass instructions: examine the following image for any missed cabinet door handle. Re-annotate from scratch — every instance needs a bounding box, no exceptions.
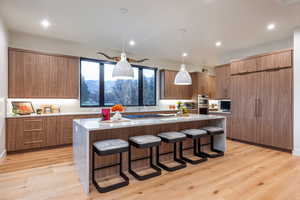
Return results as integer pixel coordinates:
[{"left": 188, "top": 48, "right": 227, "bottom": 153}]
[
  {"left": 254, "top": 99, "right": 258, "bottom": 117},
  {"left": 258, "top": 98, "right": 262, "bottom": 117}
]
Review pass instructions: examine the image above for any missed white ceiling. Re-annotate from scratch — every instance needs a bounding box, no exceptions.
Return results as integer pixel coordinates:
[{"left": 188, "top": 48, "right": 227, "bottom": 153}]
[{"left": 0, "top": 0, "right": 300, "bottom": 66}]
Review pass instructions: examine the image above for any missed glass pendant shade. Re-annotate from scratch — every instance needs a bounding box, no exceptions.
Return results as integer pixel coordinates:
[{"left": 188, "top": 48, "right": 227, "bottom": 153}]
[
  {"left": 174, "top": 64, "right": 192, "bottom": 85},
  {"left": 112, "top": 53, "right": 134, "bottom": 79}
]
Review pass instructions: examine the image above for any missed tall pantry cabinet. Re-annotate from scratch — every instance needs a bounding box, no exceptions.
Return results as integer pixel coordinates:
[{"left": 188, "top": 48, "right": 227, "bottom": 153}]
[{"left": 230, "top": 49, "right": 293, "bottom": 150}]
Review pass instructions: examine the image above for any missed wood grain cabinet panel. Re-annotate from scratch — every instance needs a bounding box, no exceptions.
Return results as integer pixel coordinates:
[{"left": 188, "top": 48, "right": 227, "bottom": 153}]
[
  {"left": 275, "top": 51, "right": 292, "bottom": 69},
  {"left": 191, "top": 72, "right": 216, "bottom": 99},
  {"left": 8, "top": 50, "right": 25, "bottom": 98},
  {"left": 160, "top": 70, "right": 192, "bottom": 99},
  {"left": 45, "top": 117, "right": 58, "bottom": 147},
  {"left": 8, "top": 48, "right": 79, "bottom": 98},
  {"left": 57, "top": 116, "right": 74, "bottom": 145},
  {"left": 215, "top": 64, "right": 230, "bottom": 99}
]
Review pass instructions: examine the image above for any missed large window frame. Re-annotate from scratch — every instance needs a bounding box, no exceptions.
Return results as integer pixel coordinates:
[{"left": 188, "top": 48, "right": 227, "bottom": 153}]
[{"left": 80, "top": 58, "right": 157, "bottom": 107}]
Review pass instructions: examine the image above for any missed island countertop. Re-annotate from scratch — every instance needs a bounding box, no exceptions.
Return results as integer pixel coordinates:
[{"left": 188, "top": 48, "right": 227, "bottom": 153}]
[{"left": 73, "top": 114, "right": 225, "bottom": 131}]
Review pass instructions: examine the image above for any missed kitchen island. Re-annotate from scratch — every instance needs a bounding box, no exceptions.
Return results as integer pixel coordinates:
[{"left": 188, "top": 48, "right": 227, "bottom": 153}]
[{"left": 73, "top": 114, "right": 226, "bottom": 194}]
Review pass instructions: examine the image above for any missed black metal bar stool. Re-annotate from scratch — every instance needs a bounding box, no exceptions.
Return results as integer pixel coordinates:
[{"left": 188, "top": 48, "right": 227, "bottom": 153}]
[
  {"left": 201, "top": 126, "right": 225, "bottom": 158},
  {"left": 128, "top": 135, "right": 162, "bottom": 181},
  {"left": 156, "top": 132, "right": 187, "bottom": 171},
  {"left": 92, "top": 139, "right": 129, "bottom": 193},
  {"left": 180, "top": 129, "right": 208, "bottom": 164}
]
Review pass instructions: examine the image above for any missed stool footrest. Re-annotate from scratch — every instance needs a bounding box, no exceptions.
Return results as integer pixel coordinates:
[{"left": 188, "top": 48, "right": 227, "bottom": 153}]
[
  {"left": 129, "top": 164, "right": 161, "bottom": 181},
  {"left": 157, "top": 158, "right": 186, "bottom": 172},
  {"left": 180, "top": 152, "right": 207, "bottom": 165},
  {"left": 201, "top": 148, "right": 224, "bottom": 158},
  {"left": 93, "top": 172, "right": 129, "bottom": 193}
]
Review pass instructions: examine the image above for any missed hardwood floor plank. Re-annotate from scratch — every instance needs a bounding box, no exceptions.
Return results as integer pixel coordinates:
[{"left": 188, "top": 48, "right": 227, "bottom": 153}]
[{"left": 0, "top": 140, "right": 299, "bottom": 200}]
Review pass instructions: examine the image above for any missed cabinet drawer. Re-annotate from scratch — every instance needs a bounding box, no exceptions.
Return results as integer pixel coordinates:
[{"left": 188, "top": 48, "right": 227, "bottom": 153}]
[{"left": 24, "top": 119, "right": 44, "bottom": 131}]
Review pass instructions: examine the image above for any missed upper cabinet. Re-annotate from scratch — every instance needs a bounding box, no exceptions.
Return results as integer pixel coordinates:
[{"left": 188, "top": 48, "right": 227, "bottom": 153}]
[
  {"left": 215, "top": 64, "right": 230, "bottom": 99},
  {"left": 160, "top": 69, "right": 192, "bottom": 99},
  {"left": 8, "top": 48, "right": 79, "bottom": 98},
  {"left": 230, "top": 49, "right": 293, "bottom": 75},
  {"left": 191, "top": 72, "right": 216, "bottom": 99}
]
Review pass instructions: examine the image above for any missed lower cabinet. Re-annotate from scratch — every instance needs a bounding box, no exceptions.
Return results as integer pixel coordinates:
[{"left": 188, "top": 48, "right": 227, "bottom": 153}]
[{"left": 6, "top": 114, "right": 100, "bottom": 152}]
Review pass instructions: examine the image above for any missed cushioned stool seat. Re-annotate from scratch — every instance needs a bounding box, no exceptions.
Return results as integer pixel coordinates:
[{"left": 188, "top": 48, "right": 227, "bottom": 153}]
[
  {"left": 202, "top": 126, "right": 224, "bottom": 135},
  {"left": 92, "top": 139, "right": 129, "bottom": 193},
  {"left": 94, "top": 139, "right": 129, "bottom": 155},
  {"left": 128, "top": 135, "right": 161, "bottom": 181},
  {"left": 156, "top": 132, "right": 187, "bottom": 171},
  {"left": 129, "top": 135, "right": 161, "bottom": 148},
  {"left": 181, "top": 129, "right": 207, "bottom": 139},
  {"left": 158, "top": 132, "right": 186, "bottom": 143},
  {"left": 201, "top": 126, "right": 224, "bottom": 158}
]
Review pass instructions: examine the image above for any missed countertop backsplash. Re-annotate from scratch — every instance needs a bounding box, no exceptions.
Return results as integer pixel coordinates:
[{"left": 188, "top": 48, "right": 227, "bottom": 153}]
[{"left": 6, "top": 98, "right": 196, "bottom": 116}]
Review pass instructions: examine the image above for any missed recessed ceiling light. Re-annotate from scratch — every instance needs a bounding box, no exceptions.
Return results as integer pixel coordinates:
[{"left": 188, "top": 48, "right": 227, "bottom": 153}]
[
  {"left": 215, "top": 41, "right": 222, "bottom": 47},
  {"left": 129, "top": 40, "right": 135, "bottom": 46},
  {"left": 182, "top": 52, "right": 188, "bottom": 57},
  {"left": 41, "top": 19, "right": 50, "bottom": 28},
  {"left": 267, "top": 23, "right": 276, "bottom": 31}
]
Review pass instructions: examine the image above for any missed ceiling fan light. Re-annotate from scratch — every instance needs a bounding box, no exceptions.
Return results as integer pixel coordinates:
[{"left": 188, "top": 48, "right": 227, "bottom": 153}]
[
  {"left": 174, "top": 64, "right": 192, "bottom": 85},
  {"left": 112, "top": 53, "right": 134, "bottom": 79}
]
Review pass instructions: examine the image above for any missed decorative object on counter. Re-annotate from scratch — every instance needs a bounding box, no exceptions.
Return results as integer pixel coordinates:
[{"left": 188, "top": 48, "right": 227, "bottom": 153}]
[
  {"left": 43, "top": 106, "right": 52, "bottom": 114},
  {"left": 39, "top": 104, "right": 60, "bottom": 114},
  {"left": 111, "top": 104, "right": 125, "bottom": 121},
  {"left": 184, "top": 102, "right": 196, "bottom": 109},
  {"left": 176, "top": 101, "right": 183, "bottom": 109},
  {"left": 97, "top": 52, "right": 149, "bottom": 63},
  {"left": 168, "top": 105, "right": 176, "bottom": 110},
  {"left": 101, "top": 109, "right": 111, "bottom": 121},
  {"left": 36, "top": 109, "right": 43, "bottom": 115},
  {"left": 11, "top": 101, "right": 35, "bottom": 115}
]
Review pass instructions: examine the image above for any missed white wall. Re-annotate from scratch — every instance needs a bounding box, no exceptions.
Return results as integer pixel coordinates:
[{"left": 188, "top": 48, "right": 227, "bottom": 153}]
[
  {"left": 219, "top": 37, "right": 293, "bottom": 64},
  {"left": 9, "top": 31, "right": 214, "bottom": 73},
  {"left": 0, "top": 18, "right": 8, "bottom": 159},
  {"left": 293, "top": 29, "right": 300, "bottom": 156}
]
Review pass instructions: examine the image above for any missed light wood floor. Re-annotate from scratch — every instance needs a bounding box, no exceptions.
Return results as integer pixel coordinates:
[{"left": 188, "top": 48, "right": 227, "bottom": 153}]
[{"left": 1, "top": 140, "right": 300, "bottom": 200}]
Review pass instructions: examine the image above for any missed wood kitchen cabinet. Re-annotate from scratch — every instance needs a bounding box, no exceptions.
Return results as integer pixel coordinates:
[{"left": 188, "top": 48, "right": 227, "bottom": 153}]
[
  {"left": 6, "top": 118, "right": 46, "bottom": 151},
  {"left": 230, "top": 58, "right": 257, "bottom": 75},
  {"left": 230, "top": 49, "right": 292, "bottom": 75},
  {"left": 230, "top": 68, "right": 293, "bottom": 150},
  {"left": 257, "top": 49, "right": 293, "bottom": 71},
  {"left": 215, "top": 64, "right": 230, "bottom": 99},
  {"left": 191, "top": 72, "right": 216, "bottom": 99},
  {"left": 8, "top": 48, "right": 79, "bottom": 98},
  {"left": 160, "top": 69, "right": 192, "bottom": 99},
  {"left": 6, "top": 114, "right": 100, "bottom": 152}
]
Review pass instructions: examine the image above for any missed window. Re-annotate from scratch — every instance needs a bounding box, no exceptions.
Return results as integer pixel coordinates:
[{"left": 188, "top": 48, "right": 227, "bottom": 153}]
[
  {"left": 143, "top": 68, "right": 156, "bottom": 105},
  {"left": 80, "top": 60, "right": 100, "bottom": 107},
  {"left": 80, "top": 58, "right": 157, "bottom": 107},
  {"left": 104, "top": 64, "right": 139, "bottom": 106}
]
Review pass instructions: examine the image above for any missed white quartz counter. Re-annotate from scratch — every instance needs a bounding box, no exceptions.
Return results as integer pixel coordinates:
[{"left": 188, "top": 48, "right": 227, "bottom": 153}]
[
  {"left": 6, "top": 108, "right": 185, "bottom": 119},
  {"left": 74, "top": 114, "right": 225, "bottom": 131}
]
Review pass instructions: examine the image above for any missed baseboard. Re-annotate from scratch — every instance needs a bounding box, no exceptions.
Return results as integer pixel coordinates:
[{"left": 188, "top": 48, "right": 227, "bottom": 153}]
[
  {"left": 292, "top": 148, "right": 300, "bottom": 156},
  {"left": 0, "top": 149, "right": 7, "bottom": 160}
]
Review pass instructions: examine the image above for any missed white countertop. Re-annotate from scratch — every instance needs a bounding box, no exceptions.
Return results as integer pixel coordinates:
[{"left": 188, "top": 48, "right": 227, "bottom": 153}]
[
  {"left": 209, "top": 111, "right": 231, "bottom": 115},
  {"left": 6, "top": 108, "right": 187, "bottom": 118},
  {"left": 73, "top": 114, "right": 225, "bottom": 131}
]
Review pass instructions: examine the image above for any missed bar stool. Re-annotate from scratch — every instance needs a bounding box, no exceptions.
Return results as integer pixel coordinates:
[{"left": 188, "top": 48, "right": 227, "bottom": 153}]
[
  {"left": 202, "top": 126, "right": 225, "bottom": 158},
  {"left": 180, "top": 129, "right": 208, "bottom": 164},
  {"left": 128, "top": 135, "right": 162, "bottom": 181},
  {"left": 92, "top": 139, "right": 129, "bottom": 193},
  {"left": 156, "top": 132, "right": 187, "bottom": 171}
]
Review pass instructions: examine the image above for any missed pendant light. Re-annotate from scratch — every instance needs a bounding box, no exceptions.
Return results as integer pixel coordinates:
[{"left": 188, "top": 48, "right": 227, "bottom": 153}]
[
  {"left": 174, "top": 29, "right": 192, "bottom": 85},
  {"left": 112, "top": 8, "right": 134, "bottom": 80}
]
